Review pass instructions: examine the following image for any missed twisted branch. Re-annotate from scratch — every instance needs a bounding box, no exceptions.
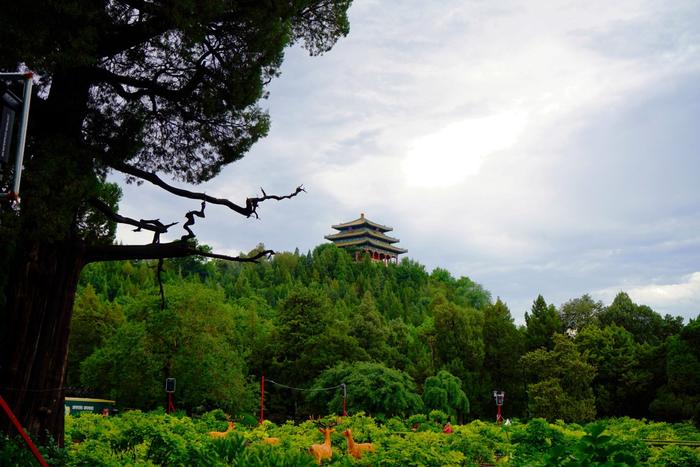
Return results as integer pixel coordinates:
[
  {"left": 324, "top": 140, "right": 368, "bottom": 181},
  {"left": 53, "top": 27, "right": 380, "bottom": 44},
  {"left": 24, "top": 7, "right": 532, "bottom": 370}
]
[{"left": 110, "top": 161, "right": 305, "bottom": 218}]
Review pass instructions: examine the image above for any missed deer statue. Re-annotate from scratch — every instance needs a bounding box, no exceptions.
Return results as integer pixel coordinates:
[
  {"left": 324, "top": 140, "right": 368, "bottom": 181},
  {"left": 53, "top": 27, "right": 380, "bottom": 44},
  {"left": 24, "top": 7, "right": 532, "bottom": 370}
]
[
  {"left": 262, "top": 436, "right": 280, "bottom": 445},
  {"left": 309, "top": 417, "right": 336, "bottom": 465},
  {"left": 342, "top": 428, "right": 375, "bottom": 459},
  {"left": 209, "top": 421, "right": 236, "bottom": 439}
]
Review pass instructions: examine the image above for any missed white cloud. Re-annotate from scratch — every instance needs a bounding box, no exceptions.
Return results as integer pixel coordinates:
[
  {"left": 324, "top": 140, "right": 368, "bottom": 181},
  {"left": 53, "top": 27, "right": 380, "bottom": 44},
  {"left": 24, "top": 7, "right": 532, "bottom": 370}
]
[
  {"left": 402, "top": 111, "right": 528, "bottom": 187},
  {"left": 596, "top": 272, "right": 700, "bottom": 316},
  {"left": 114, "top": 0, "right": 700, "bottom": 322}
]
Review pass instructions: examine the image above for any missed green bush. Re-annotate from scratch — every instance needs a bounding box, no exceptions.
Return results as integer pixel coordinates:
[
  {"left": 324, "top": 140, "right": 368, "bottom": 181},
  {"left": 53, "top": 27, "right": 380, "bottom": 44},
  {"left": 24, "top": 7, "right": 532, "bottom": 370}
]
[
  {"left": 545, "top": 422, "right": 641, "bottom": 466},
  {"left": 649, "top": 445, "right": 700, "bottom": 467},
  {"left": 51, "top": 411, "right": 700, "bottom": 465}
]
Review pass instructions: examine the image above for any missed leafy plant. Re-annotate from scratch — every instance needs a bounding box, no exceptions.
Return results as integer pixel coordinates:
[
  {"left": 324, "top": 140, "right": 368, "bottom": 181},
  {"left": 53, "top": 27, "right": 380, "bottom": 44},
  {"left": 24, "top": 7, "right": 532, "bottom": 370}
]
[{"left": 545, "top": 422, "right": 641, "bottom": 466}]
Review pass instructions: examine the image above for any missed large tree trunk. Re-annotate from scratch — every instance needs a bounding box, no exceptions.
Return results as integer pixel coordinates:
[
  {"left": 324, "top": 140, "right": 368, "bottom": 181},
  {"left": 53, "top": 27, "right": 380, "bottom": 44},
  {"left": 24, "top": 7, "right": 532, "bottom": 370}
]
[{"left": 0, "top": 241, "right": 85, "bottom": 445}]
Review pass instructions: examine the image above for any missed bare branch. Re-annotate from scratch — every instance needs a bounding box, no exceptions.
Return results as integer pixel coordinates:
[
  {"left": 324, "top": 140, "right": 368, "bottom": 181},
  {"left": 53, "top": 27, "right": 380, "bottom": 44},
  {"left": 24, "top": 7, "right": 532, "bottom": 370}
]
[
  {"left": 109, "top": 161, "right": 305, "bottom": 218},
  {"left": 85, "top": 240, "right": 273, "bottom": 264},
  {"left": 89, "top": 197, "right": 176, "bottom": 243},
  {"left": 182, "top": 201, "right": 206, "bottom": 241},
  {"left": 91, "top": 66, "right": 208, "bottom": 100}
]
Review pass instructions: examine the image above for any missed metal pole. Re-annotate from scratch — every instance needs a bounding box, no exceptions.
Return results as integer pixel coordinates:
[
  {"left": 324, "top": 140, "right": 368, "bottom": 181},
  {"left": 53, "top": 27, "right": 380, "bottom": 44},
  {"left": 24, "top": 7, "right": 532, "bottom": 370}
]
[
  {"left": 12, "top": 73, "right": 32, "bottom": 196},
  {"left": 0, "top": 72, "right": 32, "bottom": 202}
]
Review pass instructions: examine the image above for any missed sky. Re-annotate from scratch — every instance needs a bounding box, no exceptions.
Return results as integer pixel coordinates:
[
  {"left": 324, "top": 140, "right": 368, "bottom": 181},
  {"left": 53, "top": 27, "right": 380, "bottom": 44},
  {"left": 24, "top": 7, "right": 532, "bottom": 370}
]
[{"left": 115, "top": 0, "right": 700, "bottom": 324}]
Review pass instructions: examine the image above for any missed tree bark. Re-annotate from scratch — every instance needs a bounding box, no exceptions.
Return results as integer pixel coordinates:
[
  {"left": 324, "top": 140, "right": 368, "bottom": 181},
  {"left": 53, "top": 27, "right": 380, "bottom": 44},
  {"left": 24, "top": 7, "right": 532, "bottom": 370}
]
[{"left": 0, "top": 241, "right": 85, "bottom": 445}]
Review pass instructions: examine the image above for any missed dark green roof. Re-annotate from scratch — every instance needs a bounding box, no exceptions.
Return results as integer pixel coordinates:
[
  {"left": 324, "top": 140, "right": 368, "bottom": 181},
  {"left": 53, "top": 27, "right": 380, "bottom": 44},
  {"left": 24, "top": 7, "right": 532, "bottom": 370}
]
[
  {"left": 324, "top": 227, "right": 400, "bottom": 244},
  {"left": 331, "top": 214, "right": 393, "bottom": 233},
  {"left": 332, "top": 237, "right": 407, "bottom": 255}
]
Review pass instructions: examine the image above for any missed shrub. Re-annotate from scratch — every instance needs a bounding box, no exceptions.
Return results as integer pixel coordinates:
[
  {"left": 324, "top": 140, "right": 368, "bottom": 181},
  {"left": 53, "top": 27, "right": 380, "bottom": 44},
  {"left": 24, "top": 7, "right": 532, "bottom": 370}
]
[{"left": 650, "top": 445, "right": 700, "bottom": 467}]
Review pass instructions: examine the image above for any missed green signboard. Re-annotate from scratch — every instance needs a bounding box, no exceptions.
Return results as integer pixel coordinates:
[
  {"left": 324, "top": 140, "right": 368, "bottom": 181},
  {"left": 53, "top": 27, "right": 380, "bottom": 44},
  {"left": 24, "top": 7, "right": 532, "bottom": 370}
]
[{"left": 64, "top": 397, "right": 116, "bottom": 416}]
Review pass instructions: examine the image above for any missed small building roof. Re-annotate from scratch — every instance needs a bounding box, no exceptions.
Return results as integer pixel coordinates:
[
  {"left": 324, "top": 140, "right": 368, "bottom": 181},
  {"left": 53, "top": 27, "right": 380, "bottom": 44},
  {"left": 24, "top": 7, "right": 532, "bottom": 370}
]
[
  {"left": 332, "top": 237, "right": 408, "bottom": 255},
  {"left": 324, "top": 227, "right": 400, "bottom": 244},
  {"left": 331, "top": 213, "right": 393, "bottom": 233}
]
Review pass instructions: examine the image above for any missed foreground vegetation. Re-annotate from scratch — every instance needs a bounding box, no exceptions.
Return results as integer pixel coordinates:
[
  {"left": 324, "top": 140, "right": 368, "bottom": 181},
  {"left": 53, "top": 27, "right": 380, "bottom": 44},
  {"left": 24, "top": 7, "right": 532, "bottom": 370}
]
[
  {"left": 70, "top": 244, "right": 700, "bottom": 424},
  {"left": 3, "top": 412, "right": 700, "bottom": 466}
]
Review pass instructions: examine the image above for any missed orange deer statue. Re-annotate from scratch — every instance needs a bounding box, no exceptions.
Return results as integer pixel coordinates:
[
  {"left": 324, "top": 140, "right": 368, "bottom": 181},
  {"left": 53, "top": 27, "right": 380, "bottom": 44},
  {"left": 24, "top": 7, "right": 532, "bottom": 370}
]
[
  {"left": 209, "top": 421, "right": 235, "bottom": 438},
  {"left": 342, "top": 428, "right": 375, "bottom": 459},
  {"left": 262, "top": 436, "right": 280, "bottom": 445},
  {"left": 309, "top": 426, "right": 335, "bottom": 465}
]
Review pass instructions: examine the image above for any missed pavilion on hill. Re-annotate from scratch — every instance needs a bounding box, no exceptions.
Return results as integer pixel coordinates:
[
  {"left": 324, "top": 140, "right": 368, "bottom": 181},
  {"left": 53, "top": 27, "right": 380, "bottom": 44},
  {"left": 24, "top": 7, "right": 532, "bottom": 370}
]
[{"left": 325, "top": 213, "right": 407, "bottom": 264}]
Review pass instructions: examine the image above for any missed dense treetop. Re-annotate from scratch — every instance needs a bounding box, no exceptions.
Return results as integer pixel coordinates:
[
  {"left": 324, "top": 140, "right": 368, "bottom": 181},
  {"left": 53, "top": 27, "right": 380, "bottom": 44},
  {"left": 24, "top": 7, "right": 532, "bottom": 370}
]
[{"left": 71, "top": 244, "right": 700, "bottom": 424}]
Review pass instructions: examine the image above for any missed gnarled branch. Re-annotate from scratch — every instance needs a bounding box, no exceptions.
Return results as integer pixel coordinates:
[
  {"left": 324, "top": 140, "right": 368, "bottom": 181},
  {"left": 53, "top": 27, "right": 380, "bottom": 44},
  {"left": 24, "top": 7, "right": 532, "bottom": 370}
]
[
  {"left": 109, "top": 160, "right": 305, "bottom": 218},
  {"left": 182, "top": 201, "right": 206, "bottom": 241},
  {"left": 86, "top": 240, "right": 273, "bottom": 264},
  {"left": 89, "top": 197, "right": 176, "bottom": 243}
]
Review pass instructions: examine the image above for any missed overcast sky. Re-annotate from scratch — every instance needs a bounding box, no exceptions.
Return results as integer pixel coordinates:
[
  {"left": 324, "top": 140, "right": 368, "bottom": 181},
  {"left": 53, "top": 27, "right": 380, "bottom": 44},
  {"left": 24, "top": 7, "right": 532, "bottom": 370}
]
[{"left": 116, "top": 0, "right": 700, "bottom": 324}]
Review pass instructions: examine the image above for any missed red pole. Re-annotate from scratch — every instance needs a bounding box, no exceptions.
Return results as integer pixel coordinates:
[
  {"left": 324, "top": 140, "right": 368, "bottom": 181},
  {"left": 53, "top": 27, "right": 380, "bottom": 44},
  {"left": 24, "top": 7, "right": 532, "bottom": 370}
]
[
  {"left": 259, "top": 373, "right": 265, "bottom": 424},
  {"left": 167, "top": 393, "right": 175, "bottom": 414},
  {"left": 342, "top": 383, "right": 347, "bottom": 417},
  {"left": 0, "top": 395, "right": 48, "bottom": 467},
  {"left": 496, "top": 404, "right": 502, "bottom": 424}
]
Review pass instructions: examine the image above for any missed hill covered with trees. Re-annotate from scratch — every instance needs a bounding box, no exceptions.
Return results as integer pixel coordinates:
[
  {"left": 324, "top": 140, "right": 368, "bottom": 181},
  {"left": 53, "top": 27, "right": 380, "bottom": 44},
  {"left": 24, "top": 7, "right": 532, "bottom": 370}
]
[{"left": 69, "top": 244, "right": 700, "bottom": 424}]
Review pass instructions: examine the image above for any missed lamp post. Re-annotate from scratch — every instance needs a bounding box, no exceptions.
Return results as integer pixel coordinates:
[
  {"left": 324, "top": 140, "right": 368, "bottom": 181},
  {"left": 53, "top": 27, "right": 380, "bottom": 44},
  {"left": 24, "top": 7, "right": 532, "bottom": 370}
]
[
  {"left": 165, "top": 378, "right": 176, "bottom": 414},
  {"left": 492, "top": 390, "right": 505, "bottom": 424}
]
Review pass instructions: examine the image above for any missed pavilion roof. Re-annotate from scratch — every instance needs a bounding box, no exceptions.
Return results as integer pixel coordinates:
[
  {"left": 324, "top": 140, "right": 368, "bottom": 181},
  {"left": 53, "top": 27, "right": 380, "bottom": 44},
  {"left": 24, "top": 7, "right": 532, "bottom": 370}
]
[
  {"left": 332, "top": 237, "right": 408, "bottom": 254},
  {"left": 331, "top": 214, "right": 393, "bottom": 232},
  {"left": 324, "top": 227, "right": 400, "bottom": 244}
]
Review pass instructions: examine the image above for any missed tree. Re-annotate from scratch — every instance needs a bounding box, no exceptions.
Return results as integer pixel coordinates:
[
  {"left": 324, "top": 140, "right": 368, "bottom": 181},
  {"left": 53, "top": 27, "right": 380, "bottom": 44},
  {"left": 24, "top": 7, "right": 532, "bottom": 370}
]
[
  {"left": 524, "top": 295, "right": 562, "bottom": 351},
  {"left": 432, "top": 297, "right": 485, "bottom": 373},
  {"left": 422, "top": 370, "right": 469, "bottom": 422},
  {"left": 479, "top": 298, "right": 526, "bottom": 418},
  {"left": 0, "top": 0, "right": 352, "bottom": 443},
  {"left": 66, "top": 285, "right": 125, "bottom": 387},
  {"left": 599, "top": 292, "right": 681, "bottom": 345},
  {"left": 575, "top": 324, "right": 651, "bottom": 417},
  {"left": 306, "top": 362, "right": 423, "bottom": 418},
  {"left": 558, "top": 294, "right": 603, "bottom": 332},
  {"left": 521, "top": 334, "right": 596, "bottom": 423},
  {"left": 80, "top": 283, "right": 249, "bottom": 413},
  {"left": 268, "top": 286, "right": 368, "bottom": 418},
  {"left": 650, "top": 318, "right": 700, "bottom": 421},
  {"left": 349, "top": 292, "right": 392, "bottom": 362}
]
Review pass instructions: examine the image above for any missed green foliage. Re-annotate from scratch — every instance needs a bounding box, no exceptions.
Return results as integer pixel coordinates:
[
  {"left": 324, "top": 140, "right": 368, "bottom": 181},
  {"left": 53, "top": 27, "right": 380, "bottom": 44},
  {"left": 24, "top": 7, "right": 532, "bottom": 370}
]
[
  {"left": 49, "top": 411, "right": 700, "bottom": 466},
  {"left": 67, "top": 284, "right": 125, "bottom": 386},
  {"left": 575, "top": 324, "right": 651, "bottom": 417},
  {"left": 544, "top": 422, "right": 642, "bottom": 466},
  {"left": 522, "top": 334, "right": 596, "bottom": 423},
  {"left": 422, "top": 370, "right": 469, "bottom": 419},
  {"left": 0, "top": 434, "right": 56, "bottom": 466},
  {"left": 69, "top": 246, "right": 695, "bottom": 425},
  {"left": 307, "top": 362, "right": 423, "bottom": 418},
  {"left": 525, "top": 294, "right": 563, "bottom": 351},
  {"left": 650, "top": 445, "right": 700, "bottom": 467},
  {"left": 599, "top": 292, "right": 681, "bottom": 346},
  {"left": 650, "top": 318, "right": 700, "bottom": 421},
  {"left": 368, "top": 431, "right": 465, "bottom": 466},
  {"left": 479, "top": 298, "right": 526, "bottom": 417},
  {"left": 558, "top": 294, "right": 603, "bottom": 332},
  {"left": 511, "top": 417, "right": 572, "bottom": 463},
  {"left": 80, "top": 282, "right": 249, "bottom": 413}
]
